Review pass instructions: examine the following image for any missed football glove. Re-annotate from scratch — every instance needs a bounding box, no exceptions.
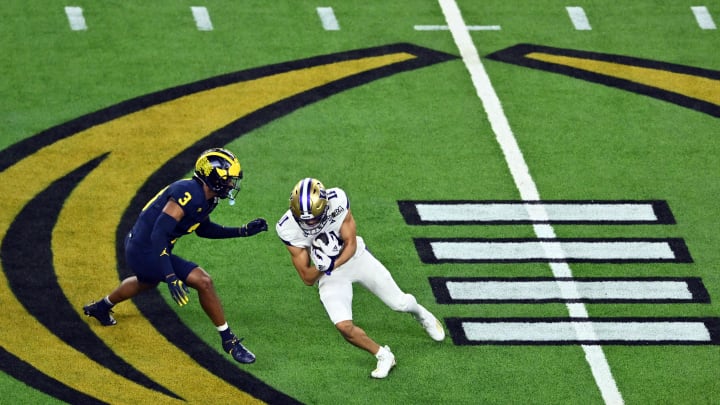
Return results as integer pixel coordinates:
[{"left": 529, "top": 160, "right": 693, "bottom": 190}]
[
  {"left": 240, "top": 218, "right": 268, "bottom": 237},
  {"left": 166, "top": 274, "right": 190, "bottom": 306},
  {"left": 311, "top": 248, "right": 336, "bottom": 275}
]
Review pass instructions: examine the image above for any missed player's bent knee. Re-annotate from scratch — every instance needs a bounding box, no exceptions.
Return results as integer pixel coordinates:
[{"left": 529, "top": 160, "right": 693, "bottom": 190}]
[
  {"left": 187, "top": 268, "right": 214, "bottom": 291},
  {"left": 392, "top": 293, "right": 417, "bottom": 313}
]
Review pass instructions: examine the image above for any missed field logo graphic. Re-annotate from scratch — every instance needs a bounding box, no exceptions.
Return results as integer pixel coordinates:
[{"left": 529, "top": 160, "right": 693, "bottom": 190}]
[
  {"left": 0, "top": 44, "right": 455, "bottom": 404},
  {"left": 1, "top": 42, "right": 719, "bottom": 403},
  {"left": 487, "top": 43, "right": 720, "bottom": 117}
]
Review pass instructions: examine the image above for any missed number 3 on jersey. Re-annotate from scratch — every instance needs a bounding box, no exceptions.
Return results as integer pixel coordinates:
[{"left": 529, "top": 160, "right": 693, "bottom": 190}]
[{"left": 177, "top": 191, "right": 192, "bottom": 206}]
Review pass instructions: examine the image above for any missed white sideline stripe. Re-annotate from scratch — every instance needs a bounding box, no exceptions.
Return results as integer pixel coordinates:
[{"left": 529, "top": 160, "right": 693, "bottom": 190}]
[
  {"left": 447, "top": 280, "right": 694, "bottom": 300},
  {"left": 317, "top": 7, "right": 340, "bottom": 31},
  {"left": 691, "top": 6, "right": 717, "bottom": 30},
  {"left": 463, "top": 321, "right": 712, "bottom": 342},
  {"left": 414, "top": 25, "right": 501, "bottom": 31},
  {"left": 438, "top": 1, "right": 623, "bottom": 404},
  {"left": 191, "top": 7, "right": 213, "bottom": 31},
  {"left": 415, "top": 202, "right": 658, "bottom": 222},
  {"left": 566, "top": 6, "right": 592, "bottom": 30},
  {"left": 64, "top": 6, "right": 87, "bottom": 31},
  {"left": 431, "top": 240, "right": 676, "bottom": 260}
]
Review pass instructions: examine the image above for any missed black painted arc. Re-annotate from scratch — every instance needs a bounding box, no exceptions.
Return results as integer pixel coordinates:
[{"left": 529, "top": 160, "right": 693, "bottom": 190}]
[
  {"left": 0, "top": 43, "right": 457, "bottom": 172},
  {"left": 0, "top": 43, "right": 457, "bottom": 405},
  {"left": 114, "top": 44, "right": 456, "bottom": 405},
  {"left": 0, "top": 347, "right": 107, "bottom": 405},
  {"left": 485, "top": 43, "right": 720, "bottom": 118},
  {"left": 0, "top": 154, "right": 182, "bottom": 400}
]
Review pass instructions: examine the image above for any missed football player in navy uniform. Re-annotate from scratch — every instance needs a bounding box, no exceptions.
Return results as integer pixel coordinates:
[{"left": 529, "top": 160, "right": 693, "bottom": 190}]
[
  {"left": 83, "top": 148, "right": 267, "bottom": 364},
  {"left": 276, "top": 178, "right": 445, "bottom": 378}
]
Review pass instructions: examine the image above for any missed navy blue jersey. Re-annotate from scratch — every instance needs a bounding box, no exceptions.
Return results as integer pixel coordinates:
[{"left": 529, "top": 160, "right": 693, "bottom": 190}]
[
  {"left": 123, "top": 178, "right": 220, "bottom": 284},
  {"left": 130, "top": 178, "right": 218, "bottom": 249}
]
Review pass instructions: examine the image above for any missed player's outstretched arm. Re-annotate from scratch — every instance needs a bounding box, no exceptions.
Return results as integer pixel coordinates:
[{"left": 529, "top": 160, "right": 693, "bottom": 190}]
[
  {"left": 195, "top": 218, "right": 268, "bottom": 238},
  {"left": 239, "top": 218, "right": 268, "bottom": 236}
]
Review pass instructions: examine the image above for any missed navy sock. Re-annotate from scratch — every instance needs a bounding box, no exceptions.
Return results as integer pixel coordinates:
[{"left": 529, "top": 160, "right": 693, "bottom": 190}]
[
  {"left": 220, "top": 328, "right": 234, "bottom": 342},
  {"left": 95, "top": 298, "right": 112, "bottom": 311}
]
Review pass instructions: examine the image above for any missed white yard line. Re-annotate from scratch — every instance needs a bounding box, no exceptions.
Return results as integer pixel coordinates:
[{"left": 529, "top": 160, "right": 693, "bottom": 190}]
[
  {"left": 430, "top": 240, "right": 680, "bottom": 261},
  {"left": 317, "top": 7, "right": 340, "bottom": 31},
  {"left": 445, "top": 279, "right": 698, "bottom": 301},
  {"left": 462, "top": 320, "right": 713, "bottom": 342},
  {"left": 691, "top": 6, "right": 717, "bottom": 30},
  {"left": 413, "top": 201, "right": 663, "bottom": 222},
  {"left": 191, "top": 7, "right": 213, "bottom": 31},
  {"left": 414, "top": 24, "right": 501, "bottom": 31},
  {"left": 64, "top": 6, "right": 87, "bottom": 31},
  {"left": 566, "top": 6, "right": 592, "bottom": 30},
  {"left": 437, "top": 1, "right": 623, "bottom": 404}
]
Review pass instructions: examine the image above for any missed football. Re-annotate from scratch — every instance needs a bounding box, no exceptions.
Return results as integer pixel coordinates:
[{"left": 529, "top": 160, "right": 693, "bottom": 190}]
[
  {"left": 314, "top": 232, "right": 329, "bottom": 246},
  {"left": 312, "top": 232, "right": 342, "bottom": 256},
  {"left": 310, "top": 232, "right": 343, "bottom": 272}
]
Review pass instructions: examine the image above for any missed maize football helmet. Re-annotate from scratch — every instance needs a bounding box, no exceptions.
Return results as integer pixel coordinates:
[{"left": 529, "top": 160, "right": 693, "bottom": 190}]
[
  {"left": 194, "top": 148, "right": 243, "bottom": 202},
  {"left": 290, "top": 178, "right": 329, "bottom": 235}
]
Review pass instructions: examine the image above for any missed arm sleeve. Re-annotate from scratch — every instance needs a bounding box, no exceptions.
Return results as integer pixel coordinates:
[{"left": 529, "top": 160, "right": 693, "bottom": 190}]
[
  {"left": 151, "top": 212, "right": 179, "bottom": 278},
  {"left": 195, "top": 220, "right": 242, "bottom": 239}
]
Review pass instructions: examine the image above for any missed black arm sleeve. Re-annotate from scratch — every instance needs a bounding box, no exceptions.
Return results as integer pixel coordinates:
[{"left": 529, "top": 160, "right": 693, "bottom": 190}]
[
  {"left": 195, "top": 220, "right": 241, "bottom": 239},
  {"left": 151, "top": 212, "right": 180, "bottom": 278}
]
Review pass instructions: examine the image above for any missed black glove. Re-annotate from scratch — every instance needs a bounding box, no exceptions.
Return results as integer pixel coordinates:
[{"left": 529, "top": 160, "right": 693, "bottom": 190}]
[
  {"left": 166, "top": 274, "right": 190, "bottom": 306},
  {"left": 239, "top": 218, "right": 268, "bottom": 237}
]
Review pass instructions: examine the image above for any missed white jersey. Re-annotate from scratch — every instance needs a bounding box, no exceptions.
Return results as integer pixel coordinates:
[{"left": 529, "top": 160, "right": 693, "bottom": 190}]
[
  {"left": 276, "top": 187, "right": 366, "bottom": 259},
  {"left": 276, "top": 185, "right": 430, "bottom": 327}
]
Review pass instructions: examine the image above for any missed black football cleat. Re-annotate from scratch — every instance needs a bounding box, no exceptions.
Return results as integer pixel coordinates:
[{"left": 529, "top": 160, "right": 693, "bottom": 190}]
[
  {"left": 222, "top": 335, "right": 256, "bottom": 364},
  {"left": 83, "top": 301, "right": 117, "bottom": 326}
]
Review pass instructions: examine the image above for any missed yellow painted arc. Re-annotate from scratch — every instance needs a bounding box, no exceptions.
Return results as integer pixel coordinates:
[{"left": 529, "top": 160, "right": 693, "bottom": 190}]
[
  {"left": 526, "top": 52, "right": 720, "bottom": 105},
  {"left": 0, "top": 146, "right": 178, "bottom": 402},
  {"left": 0, "top": 284, "right": 188, "bottom": 404},
  {"left": 0, "top": 51, "right": 416, "bottom": 403}
]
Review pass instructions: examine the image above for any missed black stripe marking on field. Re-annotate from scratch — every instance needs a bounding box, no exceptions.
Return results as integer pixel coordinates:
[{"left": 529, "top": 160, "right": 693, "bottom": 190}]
[
  {"left": 414, "top": 238, "right": 693, "bottom": 263},
  {"left": 430, "top": 277, "right": 710, "bottom": 304},
  {"left": 446, "top": 317, "right": 720, "bottom": 345},
  {"left": 398, "top": 200, "right": 675, "bottom": 225}
]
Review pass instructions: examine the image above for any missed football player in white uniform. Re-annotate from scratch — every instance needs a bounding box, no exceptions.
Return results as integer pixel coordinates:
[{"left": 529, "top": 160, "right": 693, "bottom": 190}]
[{"left": 276, "top": 178, "right": 445, "bottom": 379}]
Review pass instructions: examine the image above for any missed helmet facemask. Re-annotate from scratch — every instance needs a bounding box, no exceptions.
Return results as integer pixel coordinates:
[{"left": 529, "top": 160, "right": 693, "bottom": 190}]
[
  {"left": 194, "top": 148, "right": 243, "bottom": 204},
  {"left": 297, "top": 206, "right": 329, "bottom": 235},
  {"left": 220, "top": 172, "right": 242, "bottom": 205}
]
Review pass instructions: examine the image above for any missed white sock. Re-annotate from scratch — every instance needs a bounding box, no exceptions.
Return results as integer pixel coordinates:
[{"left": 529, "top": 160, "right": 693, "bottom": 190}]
[
  {"left": 216, "top": 322, "right": 229, "bottom": 332},
  {"left": 103, "top": 296, "right": 114, "bottom": 307}
]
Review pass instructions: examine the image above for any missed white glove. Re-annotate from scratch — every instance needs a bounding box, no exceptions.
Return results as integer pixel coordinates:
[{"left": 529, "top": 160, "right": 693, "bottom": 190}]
[
  {"left": 311, "top": 232, "right": 342, "bottom": 274},
  {"left": 311, "top": 248, "right": 336, "bottom": 273}
]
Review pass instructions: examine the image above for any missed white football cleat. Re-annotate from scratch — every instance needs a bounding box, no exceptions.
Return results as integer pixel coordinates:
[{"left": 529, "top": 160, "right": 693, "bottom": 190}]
[
  {"left": 371, "top": 345, "right": 396, "bottom": 379},
  {"left": 418, "top": 309, "right": 446, "bottom": 342}
]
